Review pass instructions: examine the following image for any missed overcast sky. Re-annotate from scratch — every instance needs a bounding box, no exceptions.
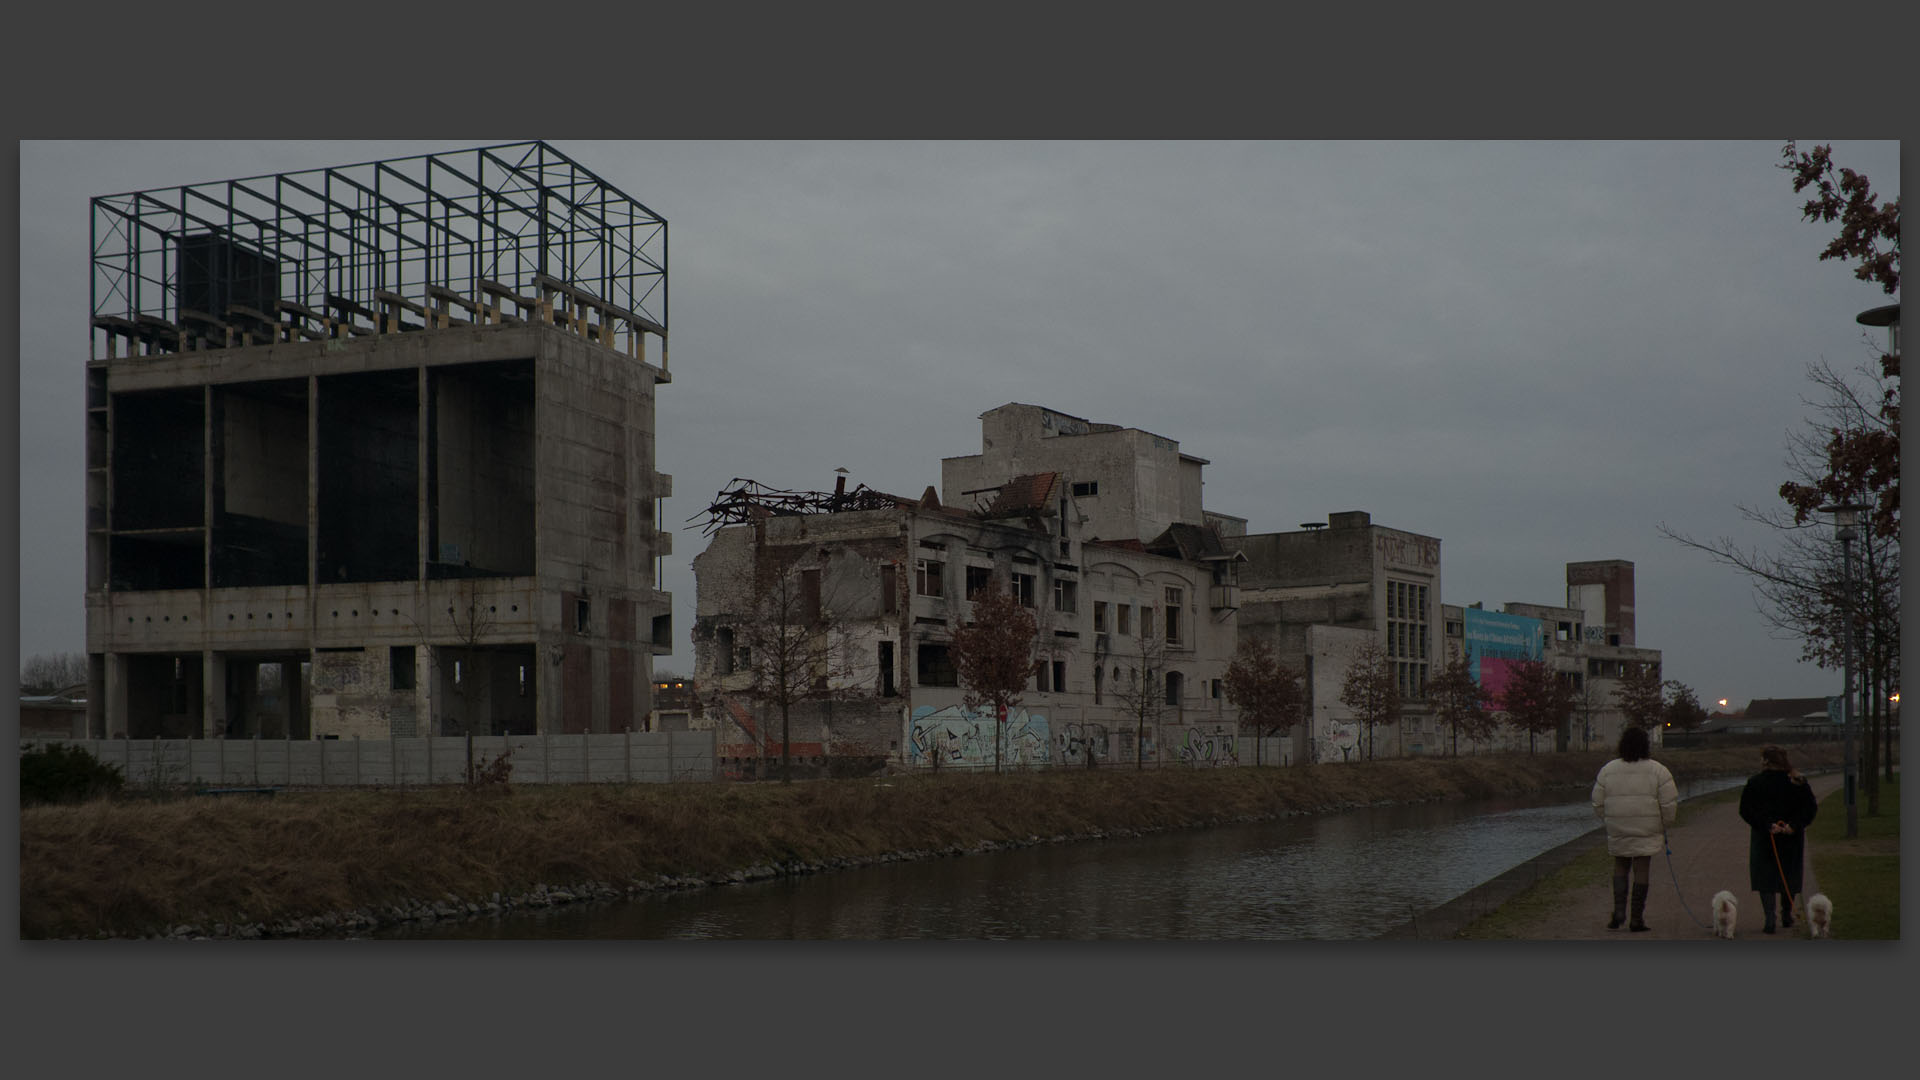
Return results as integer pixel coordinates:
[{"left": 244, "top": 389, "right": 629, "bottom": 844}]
[{"left": 15, "top": 140, "right": 1901, "bottom": 706}]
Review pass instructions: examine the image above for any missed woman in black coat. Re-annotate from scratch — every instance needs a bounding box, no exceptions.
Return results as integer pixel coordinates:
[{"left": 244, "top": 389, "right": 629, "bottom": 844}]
[{"left": 1737, "top": 744, "right": 1819, "bottom": 933}]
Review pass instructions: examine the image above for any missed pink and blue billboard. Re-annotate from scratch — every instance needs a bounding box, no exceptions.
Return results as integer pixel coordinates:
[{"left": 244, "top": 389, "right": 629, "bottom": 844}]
[{"left": 1463, "top": 608, "right": 1543, "bottom": 703}]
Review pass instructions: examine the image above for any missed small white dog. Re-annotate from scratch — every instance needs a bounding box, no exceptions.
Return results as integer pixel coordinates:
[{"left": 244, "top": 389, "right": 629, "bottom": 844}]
[
  {"left": 1806, "top": 893, "right": 1833, "bottom": 938},
  {"left": 1711, "top": 890, "right": 1739, "bottom": 939}
]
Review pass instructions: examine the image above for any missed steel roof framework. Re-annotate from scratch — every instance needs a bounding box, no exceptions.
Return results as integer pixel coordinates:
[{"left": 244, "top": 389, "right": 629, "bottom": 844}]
[{"left": 89, "top": 141, "right": 666, "bottom": 360}]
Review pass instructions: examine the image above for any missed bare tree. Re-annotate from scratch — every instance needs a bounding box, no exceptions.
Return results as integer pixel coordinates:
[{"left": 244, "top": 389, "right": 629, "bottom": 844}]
[
  {"left": 727, "top": 558, "right": 866, "bottom": 784},
  {"left": 1612, "top": 659, "right": 1666, "bottom": 734},
  {"left": 1109, "top": 625, "right": 1172, "bottom": 770},
  {"left": 1223, "top": 637, "right": 1303, "bottom": 767},
  {"left": 20, "top": 652, "right": 89, "bottom": 694},
  {"left": 427, "top": 583, "right": 498, "bottom": 782},
  {"left": 1339, "top": 638, "right": 1400, "bottom": 762},
  {"left": 949, "top": 575, "right": 1037, "bottom": 774}
]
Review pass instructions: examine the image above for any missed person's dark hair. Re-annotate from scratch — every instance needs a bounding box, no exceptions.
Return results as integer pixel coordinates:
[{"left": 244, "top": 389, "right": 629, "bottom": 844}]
[
  {"left": 1618, "top": 725, "right": 1651, "bottom": 762},
  {"left": 1761, "top": 744, "right": 1804, "bottom": 782}
]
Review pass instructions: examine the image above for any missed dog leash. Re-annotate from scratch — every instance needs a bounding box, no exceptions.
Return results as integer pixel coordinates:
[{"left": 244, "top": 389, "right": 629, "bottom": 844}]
[
  {"left": 1769, "top": 829, "right": 1804, "bottom": 924},
  {"left": 1660, "top": 828, "right": 1714, "bottom": 932}
]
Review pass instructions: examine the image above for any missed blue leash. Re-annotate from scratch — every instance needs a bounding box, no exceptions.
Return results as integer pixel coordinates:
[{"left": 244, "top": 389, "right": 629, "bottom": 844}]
[{"left": 1661, "top": 829, "right": 1714, "bottom": 932}]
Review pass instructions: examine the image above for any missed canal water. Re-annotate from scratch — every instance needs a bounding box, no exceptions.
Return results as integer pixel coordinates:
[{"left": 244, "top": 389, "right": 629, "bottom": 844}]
[{"left": 376, "top": 775, "right": 1747, "bottom": 941}]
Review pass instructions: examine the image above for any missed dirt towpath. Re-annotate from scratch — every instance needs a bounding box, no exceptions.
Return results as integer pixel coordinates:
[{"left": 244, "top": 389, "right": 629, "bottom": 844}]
[{"left": 1389, "top": 772, "right": 1841, "bottom": 941}]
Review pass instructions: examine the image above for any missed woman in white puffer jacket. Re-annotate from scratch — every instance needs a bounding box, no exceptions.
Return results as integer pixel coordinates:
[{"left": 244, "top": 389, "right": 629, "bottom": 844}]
[{"left": 1590, "top": 726, "right": 1679, "bottom": 932}]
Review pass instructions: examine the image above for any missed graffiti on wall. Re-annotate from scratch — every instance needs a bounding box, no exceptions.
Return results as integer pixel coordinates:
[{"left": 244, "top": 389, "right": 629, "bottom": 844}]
[
  {"left": 1056, "top": 721, "right": 1109, "bottom": 765},
  {"left": 1316, "top": 718, "right": 1359, "bottom": 763},
  {"left": 1176, "top": 728, "right": 1238, "bottom": 768},
  {"left": 1376, "top": 533, "right": 1440, "bottom": 570},
  {"left": 909, "top": 705, "right": 1051, "bottom": 768}
]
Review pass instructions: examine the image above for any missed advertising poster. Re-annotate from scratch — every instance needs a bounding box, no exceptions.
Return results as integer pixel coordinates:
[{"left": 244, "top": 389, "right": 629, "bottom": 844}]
[{"left": 1463, "top": 608, "right": 1543, "bottom": 703}]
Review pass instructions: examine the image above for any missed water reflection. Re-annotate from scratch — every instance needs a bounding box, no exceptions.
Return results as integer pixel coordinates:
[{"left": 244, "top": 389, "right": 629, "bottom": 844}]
[{"left": 380, "top": 776, "right": 1743, "bottom": 940}]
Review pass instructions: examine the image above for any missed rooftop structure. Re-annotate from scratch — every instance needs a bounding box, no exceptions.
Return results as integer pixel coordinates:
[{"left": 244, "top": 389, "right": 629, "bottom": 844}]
[{"left": 90, "top": 142, "right": 666, "bottom": 365}]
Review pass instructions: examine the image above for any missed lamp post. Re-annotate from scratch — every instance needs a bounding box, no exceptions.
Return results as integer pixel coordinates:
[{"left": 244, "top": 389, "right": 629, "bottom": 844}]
[{"left": 1820, "top": 501, "right": 1869, "bottom": 839}]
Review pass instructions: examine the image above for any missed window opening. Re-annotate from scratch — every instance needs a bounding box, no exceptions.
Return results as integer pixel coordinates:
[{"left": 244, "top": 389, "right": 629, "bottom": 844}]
[{"left": 916, "top": 558, "right": 945, "bottom": 597}]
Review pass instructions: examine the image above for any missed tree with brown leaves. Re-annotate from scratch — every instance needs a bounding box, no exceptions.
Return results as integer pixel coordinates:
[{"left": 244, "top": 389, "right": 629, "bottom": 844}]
[
  {"left": 1424, "top": 656, "right": 1491, "bottom": 758},
  {"left": 1501, "top": 659, "right": 1574, "bottom": 756},
  {"left": 949, "top": 574, "right": 1037, "bottom": 773},
  {"left": 1224, "top": 637, "right": 1304, "bottom": 767}
]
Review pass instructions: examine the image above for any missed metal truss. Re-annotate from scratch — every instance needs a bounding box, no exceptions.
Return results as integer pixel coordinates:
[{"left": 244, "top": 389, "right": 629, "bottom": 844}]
[
  {"left": 692, "top": 478, "right": 905, "bottom": 535},
  {"left": 88, "top": 141, "right": 666, "bottom": 361}
]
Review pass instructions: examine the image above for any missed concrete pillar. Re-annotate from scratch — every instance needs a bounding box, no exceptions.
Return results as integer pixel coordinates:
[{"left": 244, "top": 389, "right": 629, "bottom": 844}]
[
  {"left": 104, "top": 653, "right": 129, "bottom": 739},
  {"left": 203, "top": 651, "right": 227, "bottom": 739}
]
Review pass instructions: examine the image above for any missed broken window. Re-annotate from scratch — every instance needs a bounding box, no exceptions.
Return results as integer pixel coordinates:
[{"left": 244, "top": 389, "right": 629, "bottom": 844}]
[
  {"left": 1052, "top": 660, "right": 1066, "bottom": 694},
  {"left": 717, "top": 628, "right": 736, "bottom": 675},
  {"left": 1071, "top": 481, "right": 1097, "bottom": 497},
  {"left": 391, "top": 646, "right": 415, "bottom": 690},
  {"left": 1053, "top": 579, "right": 1077, "bottom": 614},
  {"left": 881, "top": 564, "right": 897, "bottom": 615},
  {"left": 1011, "top": 573, "right": 1036, "bottom": 608},
  {"left": 1117, "top": 604, "right": 1131, "bottom": 636},
  {"left": 916, "top": 558, "right": 945, "bottom": 597},
  {"left": 575, "top": 597, "right": 591, "bottom": 634},
  {"left": 801, "top": 568, "right": 822, "bottom": 626},
  {"left": 1165, "top": 671, "right": 1183, "bottom": 707},
  {"left": 1093, "top": 665, "right": 1104, "bottom": 704},
  {"left": 1035, "top": 660, "right": 1050, "bottom": 693},
  {"left": 1093, "top": 600, "right": 1108, "bottom": 633},
  {"left": 879, "top": 641, "right": 897, "bottom": 697},
  {"left": 917, "top": 643, "right": 957, "bottom": 687},
  {"left": 965, "top": 565, "right": 992, "bottom": 600},
  {"left": 1164, "top": 587, "right": 1182, "bottom": 644}
]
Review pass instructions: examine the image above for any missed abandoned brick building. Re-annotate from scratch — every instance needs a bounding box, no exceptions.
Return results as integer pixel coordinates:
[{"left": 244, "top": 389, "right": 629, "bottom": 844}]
[
  {"left": 83, "top": 143, "right": 674, "bottom": 741},
  {"left": 691, "top": 408, "right": 1251, "bottom": 772},
  {"left": 696, "top": 403, "right": 1670, "bottom": 768}
]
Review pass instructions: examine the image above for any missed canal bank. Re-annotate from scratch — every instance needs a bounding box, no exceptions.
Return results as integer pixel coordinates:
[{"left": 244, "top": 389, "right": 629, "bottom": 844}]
[{"left": 20, "top": 743, "right": 1842, "bottom": 939}]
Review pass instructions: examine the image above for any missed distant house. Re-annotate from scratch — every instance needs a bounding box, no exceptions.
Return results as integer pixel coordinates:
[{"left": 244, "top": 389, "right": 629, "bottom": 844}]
[
  {"left": 19, "top": 683, "right": 88, "bottom": 738},
  {"left": 1698, "top": 697, "right": 1836, "bottom": 740}
]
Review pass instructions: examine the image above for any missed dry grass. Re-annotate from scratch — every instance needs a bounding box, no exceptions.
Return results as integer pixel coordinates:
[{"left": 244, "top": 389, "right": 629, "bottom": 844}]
[{"left": 19, "top": 742, "right": 1838, "bottom": 938}]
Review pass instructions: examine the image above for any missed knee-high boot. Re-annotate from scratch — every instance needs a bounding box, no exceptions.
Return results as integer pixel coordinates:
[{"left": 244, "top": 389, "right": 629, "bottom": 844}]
[
  {"left": 1629, "top": 883, "right": 1651, "bottom": 932},
  {"left": 1608, "top": 873, "right": 1628, "bottom": 930},
  {"left": 1760, "top": 892, "right": 1776, "bottom": 934}
]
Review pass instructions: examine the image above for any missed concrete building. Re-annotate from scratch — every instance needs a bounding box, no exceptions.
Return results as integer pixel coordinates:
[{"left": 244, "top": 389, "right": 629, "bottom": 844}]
[
  {"left": 1227, "top": 511, "right": 1444, "bottom": 761},
  {"left": 691, "top": 466, "right": 1246, "bottom": 772},
  {"left": 942, "top": 405, "right": 1433, "bottom": 763},
  {"left": 1444, "top": 559, "right": 1663, "bottom": 754},
  {"left": 83, "top": 143, "right": 674, "bottom": 741}
]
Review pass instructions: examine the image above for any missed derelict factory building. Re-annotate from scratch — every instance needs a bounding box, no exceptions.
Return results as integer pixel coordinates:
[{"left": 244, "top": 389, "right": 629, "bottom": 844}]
[{"left": 83, "top": 143, "right": 674, "bottom": 741}]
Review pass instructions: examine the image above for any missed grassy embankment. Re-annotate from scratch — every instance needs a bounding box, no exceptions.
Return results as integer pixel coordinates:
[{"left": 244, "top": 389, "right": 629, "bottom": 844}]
[
  {"left": 1457, "top": 762, "right": 1895, "bottom": 940},
  {"left": 20, "top": 743, "right": 1835, "bottom": 939},
  {"left": 1802, "top": 772, "right": 1899, "bottom": 939}
]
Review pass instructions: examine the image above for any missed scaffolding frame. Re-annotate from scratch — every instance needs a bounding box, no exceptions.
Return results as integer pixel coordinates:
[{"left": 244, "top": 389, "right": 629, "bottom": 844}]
[{"left": 89, "top": 141, "right": 667, "bottom": 363}]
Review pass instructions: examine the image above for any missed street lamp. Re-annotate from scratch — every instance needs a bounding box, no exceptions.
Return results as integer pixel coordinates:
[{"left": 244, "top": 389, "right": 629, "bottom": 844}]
[{"left": 1819, "top": 500, "right": 1869, "bottom": 839}]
